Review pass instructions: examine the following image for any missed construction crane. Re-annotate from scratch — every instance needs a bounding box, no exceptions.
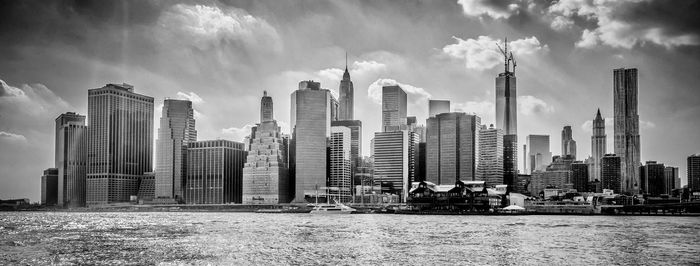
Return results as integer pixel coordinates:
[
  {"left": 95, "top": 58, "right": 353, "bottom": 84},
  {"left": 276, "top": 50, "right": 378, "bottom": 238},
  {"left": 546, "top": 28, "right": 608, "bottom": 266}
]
[{"left": 496, "top": 37, "right": 517, "bottom": 74}]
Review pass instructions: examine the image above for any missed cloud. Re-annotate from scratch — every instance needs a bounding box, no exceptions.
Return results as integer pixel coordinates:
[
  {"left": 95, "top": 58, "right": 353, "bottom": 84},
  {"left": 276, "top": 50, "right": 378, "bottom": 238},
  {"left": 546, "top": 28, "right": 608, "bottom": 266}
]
[
  {"left": 0, "top": 79, "right": 71, "bottom": 122},
  {"left": 367, "top": 79, "right": 431, "bottom": 105},
  {"left": 0, "top": 131, "right": 27, "bottom": 143},
  {"left": 551, "top": 15, "right": 575, "bottom": 31},
  {"left": 221, "top": 124, "right": 255, "bottom": 142},
  {"left": 442, "top": 36, "right": 548, "bottom": 71},
  {"left": 176, "top": 91, "right": 204, "bottom": 104},
  {"left": 454, "top": 100, "right": 495, "bottom": 125},
  {"left": 315, "top": 60, "right": 388, "bottom": 82},
  {"left": 576, "top": 29, "right": 599, "bottom": 48},
  {"left": 548, "top": 0, "right": 700, "bottom": 49},
  {"left": 518, "top": 95, "right": 554, "bottom": 115},
  {"left": 581, "top": 117, "right": 653, "bottom": 133},
  {"left": 640, "top": 120, "right": 656, "bottom": 129},
  {"left": 157, "top": 4, "right": 282, "bottom": 52},
  {"left": 457, "top": 0, "right": 520, "bottom": 19}
]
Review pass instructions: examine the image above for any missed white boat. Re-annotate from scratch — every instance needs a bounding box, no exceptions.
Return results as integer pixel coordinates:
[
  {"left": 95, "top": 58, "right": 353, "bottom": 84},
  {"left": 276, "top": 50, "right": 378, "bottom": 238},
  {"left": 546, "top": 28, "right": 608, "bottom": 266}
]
[{"left": 309, "top": 201, "right": 356, "bottom": 214}]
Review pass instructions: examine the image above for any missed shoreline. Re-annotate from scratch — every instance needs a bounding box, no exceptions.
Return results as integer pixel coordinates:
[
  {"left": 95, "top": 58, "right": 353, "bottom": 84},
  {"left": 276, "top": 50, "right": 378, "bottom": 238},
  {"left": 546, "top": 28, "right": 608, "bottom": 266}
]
[{"left": 3, "top": 208, "right": 700, "bottom": 217}]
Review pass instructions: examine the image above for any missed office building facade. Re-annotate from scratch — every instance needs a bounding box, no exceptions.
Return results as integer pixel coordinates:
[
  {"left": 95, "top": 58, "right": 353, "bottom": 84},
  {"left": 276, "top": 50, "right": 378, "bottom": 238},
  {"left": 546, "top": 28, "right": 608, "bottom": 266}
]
[
  {"left": 426, "top": 112, "right": 480, "bottom": 185},
  {"left": 664, "top": 166, "right": 679, "bottom": 195},
  {"left": 55, "top": 112, "right": 88, "bottom": 207},
  {"left": 688, "top": 154, "right": 700, "bottom": 191},
  {"left": 601, "top": 154, "right": 622, "bottom": 193},
  {"left": 243, "top": 92, "right": 289, "bottom": 204},
  {"left": 561, "top": 126, "right": 577, "bottom": 160},
  {"left": 640, "top": 161, "right": 665, "bottom": 196},
  {"left": 477, "top": 125, "right": 503, "bottom": 186},
  {"left": 571, "top": 161, "right": 589, "bottom": 192},
  {"left": 330, "top": 126, "right": 352, "bottom": 202},
  {"left": 382, "top": 85, "right": 407, "bottom": 132},
  {"left": 185, "top": 140, "right": 247, "bottom": 204},
  {"left": 373, "top": 130, "right": 418, "bottom": 201},
  {"left": 155, "top": 99, "right": 197, "bottom": 202},
  {"left": 86, "top": 83, "right": 154, "bottom": 205},
  {"left": 41, "top": 168, "right": 59, "bottom": 206},
  {"left": 613, "top": 68, "right": 641, "bottom": 194},
  {"left": 290, "top": 81, "right": 333, "bottom": 202}
]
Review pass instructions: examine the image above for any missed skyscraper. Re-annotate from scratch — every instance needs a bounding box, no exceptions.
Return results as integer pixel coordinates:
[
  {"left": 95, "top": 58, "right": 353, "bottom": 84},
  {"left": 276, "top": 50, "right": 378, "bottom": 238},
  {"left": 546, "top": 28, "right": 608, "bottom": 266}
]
[
  {"left": 382, "top": 85, "right": 407, "bottom": 132},
  {"left": 477, "top": 124, "right": 503, "bottom": 186},
  {"left": 290, "top": 81, "right": 333, "bottom": 202},
  {"left": 571, "top": 161, "right": 589, "bottom": 192},
  {"left": 613, "top": 68, "right": 641, "bottom": 194},
  {"left": 86, "top": 83, "right": 154, "bottom": 205},
  {"left": 428, "top": 100, "right": 450, "bottom": 117},
  {"left": 664, "top": 166, "right": 679, "bottom": 195},
  {"left": 55, "top": 112, "right": 87, "bottom": 207},
  {"left": 261, "top": 91, "right": 274, "bottom": 122},
  {"left": 496, "top": 41, "right": 518, "bottom": 188},
  {"left": 243, "top": 92, "right": 289, "bottom": 204},
  {"left": 41, "top": 168, "right": 58, "bottom": 206},
  {"left": 331, "top": 120, "right": 362, "bottom": 168},
  {"left": 338, "top": 60, "right": 354, "bottom": 121},
  {"left": 330, "top": 126, "right": 352, "bottom": 202},
  {"left": 155, "top": 99, "right": 197, "bottom": 202},
  {"left": 591, "top": 109, "right": 606, "bottom": 181},
  {"left": 601, "top": 154, "right": 621, "bottom": 193},
  {"left": 425, "top": 112, "right": 480, "bottom": 185},
  {"left": 373, "top": 130, "right": 418, "bottom": 201},
  {"left": 561, "top": 126, "right": 577, "bottom": 160},
  {"left": 185, "top": 140, "right": 247, "bottom": 204},
  {"left": 640, "top": 161, "right": 665, "bottom": 196},
  {"left": 688, "top": 154, "right": 700, "bottom": 191},
  {"left": 525, "top": 135, "right": 552, "bottom": 174}
]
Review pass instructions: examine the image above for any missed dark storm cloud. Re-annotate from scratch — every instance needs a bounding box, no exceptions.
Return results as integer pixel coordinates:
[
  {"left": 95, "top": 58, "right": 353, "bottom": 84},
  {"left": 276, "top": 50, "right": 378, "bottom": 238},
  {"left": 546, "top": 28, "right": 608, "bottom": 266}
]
[{"left": 614, "top": 0, "right": 700, "bottom": 37}]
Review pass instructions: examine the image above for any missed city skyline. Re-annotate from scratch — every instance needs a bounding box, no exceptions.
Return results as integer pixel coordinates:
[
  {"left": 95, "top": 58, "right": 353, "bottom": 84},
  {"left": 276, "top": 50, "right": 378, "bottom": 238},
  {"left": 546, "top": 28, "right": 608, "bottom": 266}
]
[{"left": 1, "top": 0, "right": 700, "bottom": 201}]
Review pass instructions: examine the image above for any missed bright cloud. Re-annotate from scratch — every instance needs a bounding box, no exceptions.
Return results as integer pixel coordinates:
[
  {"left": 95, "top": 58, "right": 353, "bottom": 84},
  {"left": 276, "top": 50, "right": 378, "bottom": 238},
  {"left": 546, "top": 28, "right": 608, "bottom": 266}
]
[
  {"left": 176, "top": 91, "right": 204, "bottom": 104},
  {"left": 367, "top": 79, "right": 431, "bottom": 105},
  {"left": 518, "top": 95, "right": 554, "bottom": 115},
  {"left": 454, "top": 100, "right": 495, "bottom": 125},
  {"left": 158, "top": 4, "right": 281, "bottom": 52},
  {"left": 442, "top": 36, "right": 548, "bottom": 71},
  {"left": 315, "top": 60, "right": 388, "bottom": 82},
  {"left": 457, "top": 0, "right": 519, "bottom": 19},
  {"left": 221, "top": 124, "right": 255, "bottom": 142},
  {"left": 0, "top": 131, "right": 27, "bottom": 143}
]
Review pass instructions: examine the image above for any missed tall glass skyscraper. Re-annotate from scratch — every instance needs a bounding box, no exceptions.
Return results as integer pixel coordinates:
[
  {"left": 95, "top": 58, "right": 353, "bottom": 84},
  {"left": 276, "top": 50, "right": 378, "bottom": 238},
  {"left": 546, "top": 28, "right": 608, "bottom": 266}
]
[
  {"left": 86, "top": 84, "right": 154, "bottom": 205},
  {"left": 591, "top": 109, "right": 606, "bottom": 181},
  {"left": 382, "top": 85, "right": 407, "bottom": 132},
  {"left": 613, "top": 68, "right": 641, "bottom": 194},
  {"left": 496, "top": 49, "right": 518, "bottom": 187},
  {"left": 55, "top": 112, "right": 87, "bottom": 207},
  {"left": 425, "top": 112, "right": 480, "bottom": 185},
  {"left": 477, "top": 125, "right": 503, "bottom": 186},
  {"left": 290, "top": 81, "right": 333, "bottom": 202},
  {"left": 155, "top": 99, "right": 197, "bottom": 202},
  {"left": 330, "top": 126, "right": 352, "bottom": 202}
]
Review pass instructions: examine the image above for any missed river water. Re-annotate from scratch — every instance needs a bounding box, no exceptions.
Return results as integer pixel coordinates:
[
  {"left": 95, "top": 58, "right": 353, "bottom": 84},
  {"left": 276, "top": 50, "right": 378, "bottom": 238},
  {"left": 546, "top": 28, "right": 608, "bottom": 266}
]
[{"left": 0, "top": 212, "right": 698, "bottom": 265}]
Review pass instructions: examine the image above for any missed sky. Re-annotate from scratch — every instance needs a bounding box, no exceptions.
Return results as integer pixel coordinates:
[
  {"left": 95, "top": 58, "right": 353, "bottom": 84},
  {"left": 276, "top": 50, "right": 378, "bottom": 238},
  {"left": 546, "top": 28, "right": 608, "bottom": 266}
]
[{"left": 1, "top": 0, "right": 699, "bottom": 201}]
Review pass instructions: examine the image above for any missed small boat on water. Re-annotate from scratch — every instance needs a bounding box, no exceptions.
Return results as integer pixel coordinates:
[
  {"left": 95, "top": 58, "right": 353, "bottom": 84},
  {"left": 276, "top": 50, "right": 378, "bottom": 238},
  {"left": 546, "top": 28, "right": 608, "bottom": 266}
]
[{"left": 309, "top": 201, "right": 356, "bottom": 214}]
